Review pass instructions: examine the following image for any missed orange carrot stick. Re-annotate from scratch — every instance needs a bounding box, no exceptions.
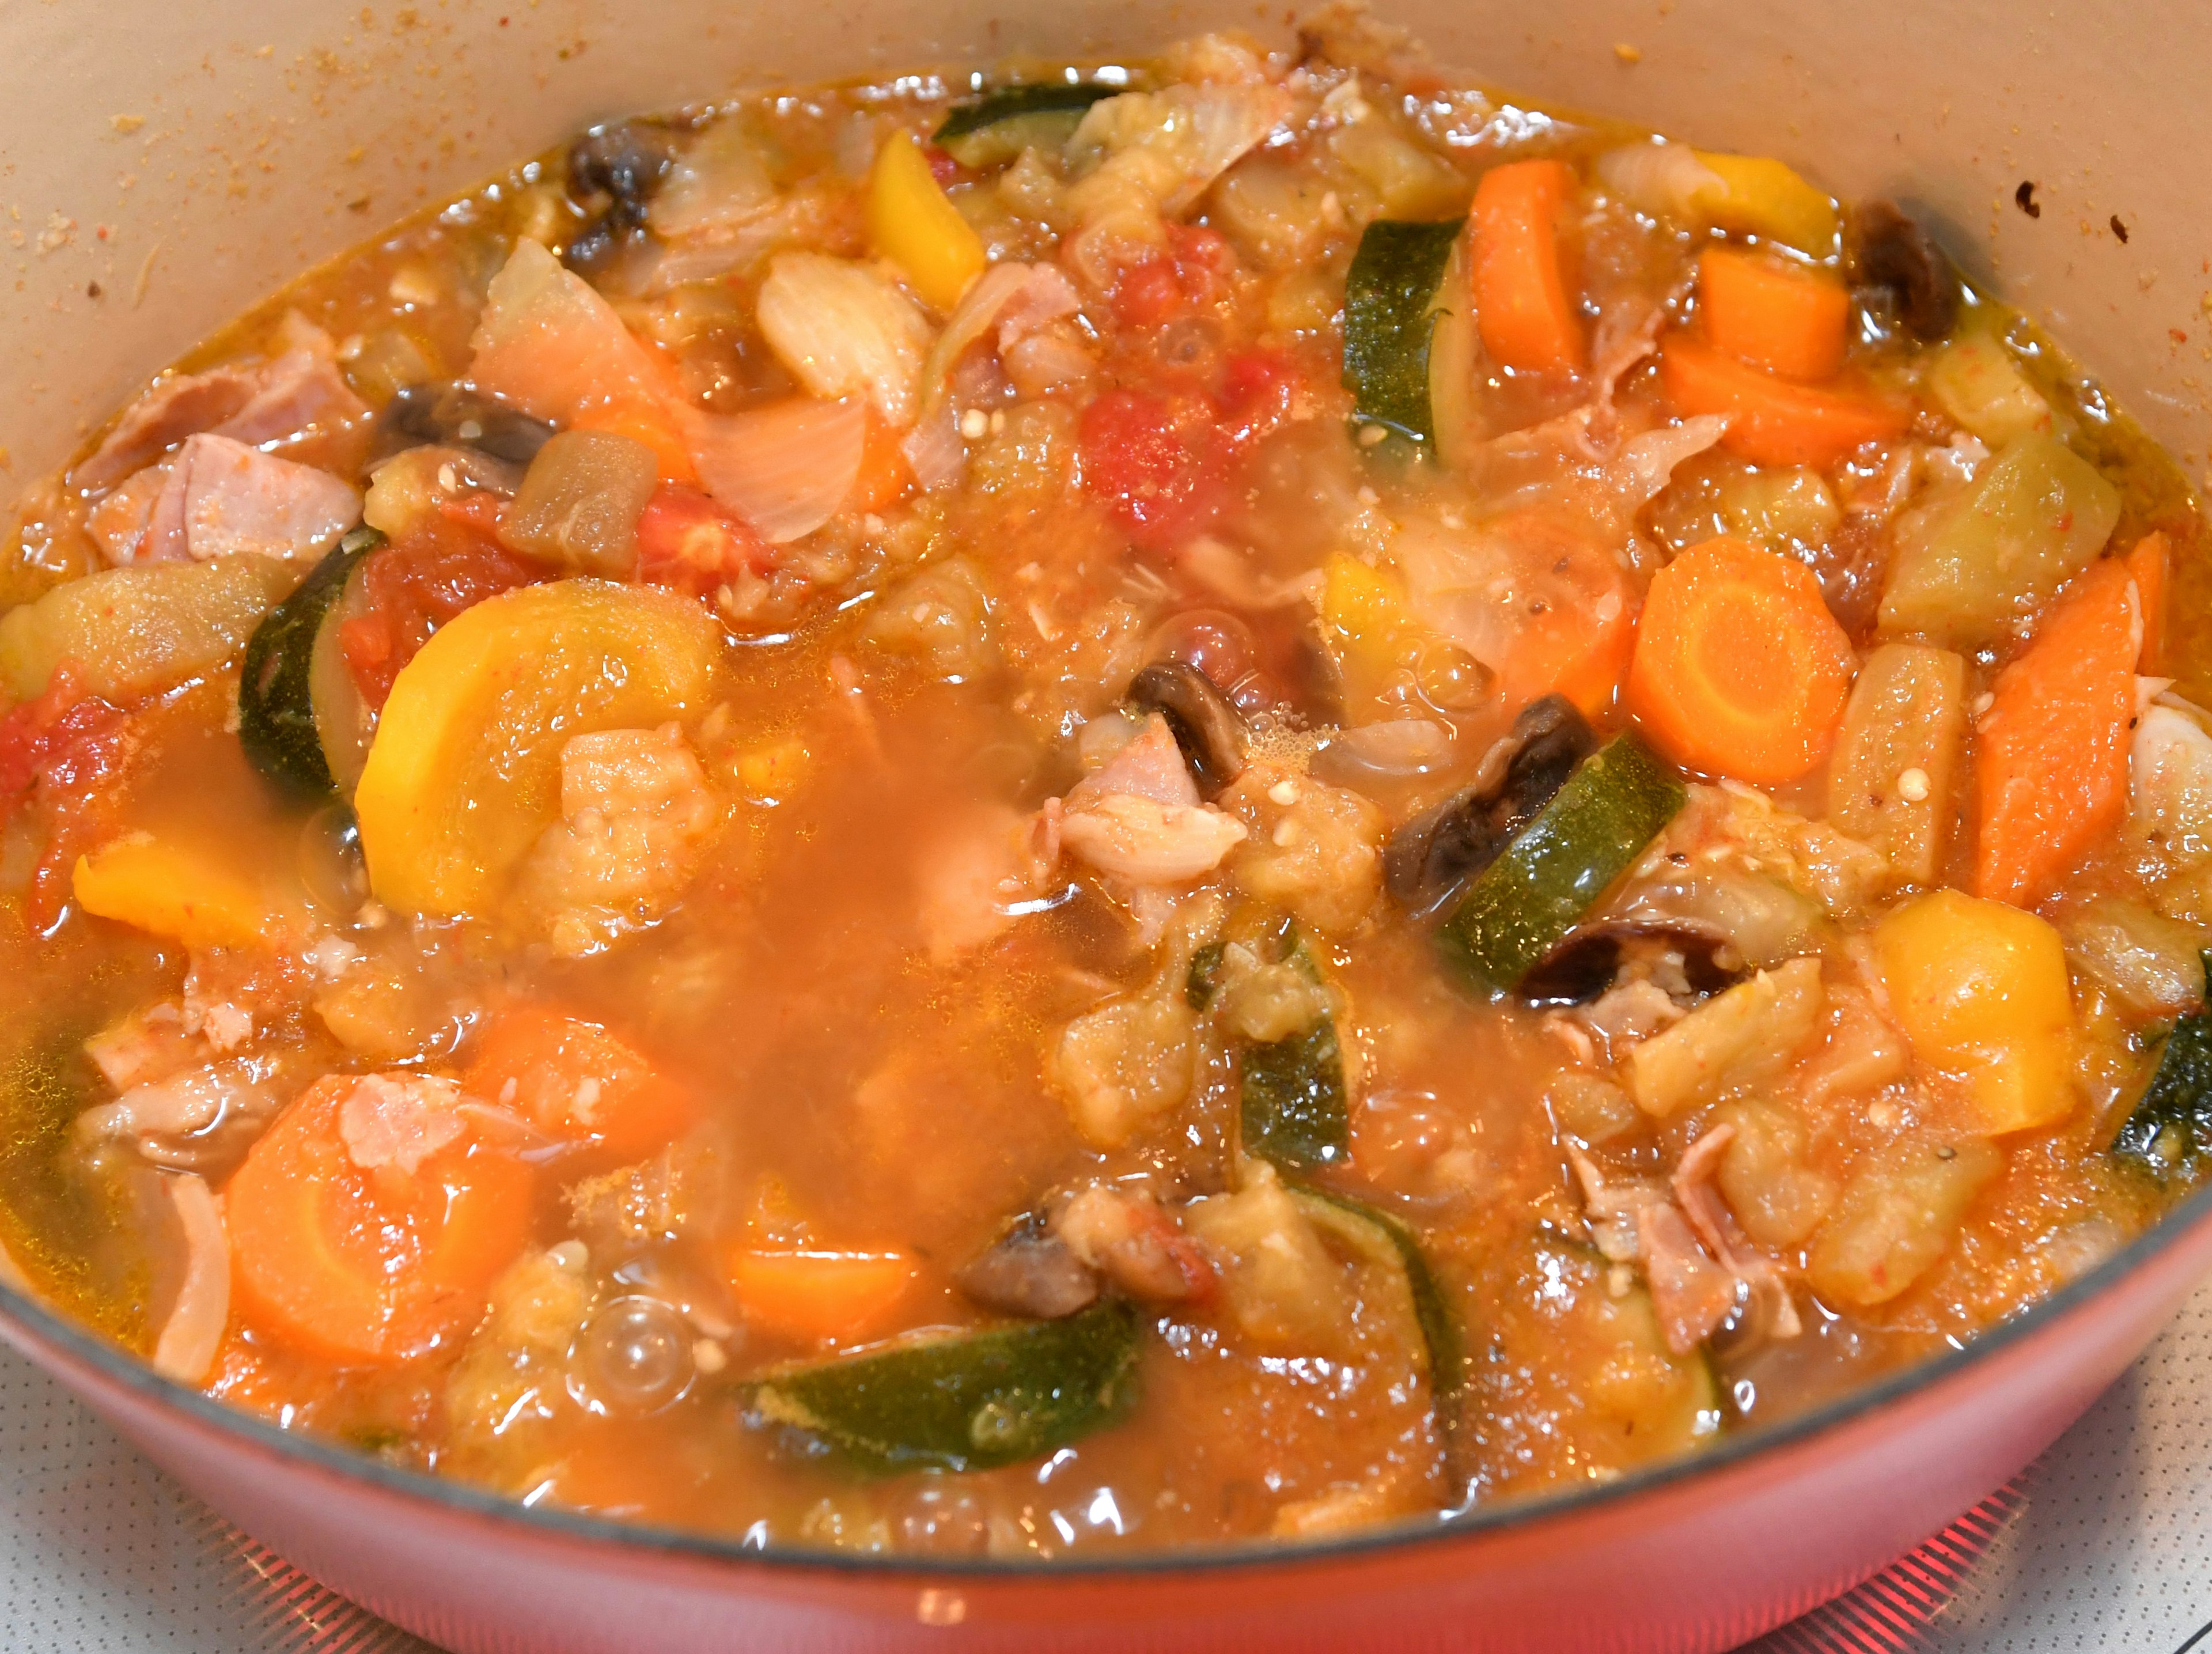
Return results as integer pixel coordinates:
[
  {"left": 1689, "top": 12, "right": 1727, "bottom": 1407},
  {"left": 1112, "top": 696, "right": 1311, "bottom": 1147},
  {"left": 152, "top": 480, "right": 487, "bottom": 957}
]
[
  {"left": 1472, "top": 160, "right": 1586, "bottom": 374},
  {"left": 1658, "top": 332, "right": 1908, "bottom": 467},
  {"left": 722, "top": 1247, "right": 920, "bottom": 1347},
  {"left": 1626, "top": 534, "right": 1858, "bottom": 785},
  {"left": 1698, "top": 245, "right": 1850, "bottom": 382},
  {"left": 464, "top": 1007, "right": 698, "bottom": 1168},
  {"left": 1972, "top": 557, "right": 2143, "bottom": 907}
]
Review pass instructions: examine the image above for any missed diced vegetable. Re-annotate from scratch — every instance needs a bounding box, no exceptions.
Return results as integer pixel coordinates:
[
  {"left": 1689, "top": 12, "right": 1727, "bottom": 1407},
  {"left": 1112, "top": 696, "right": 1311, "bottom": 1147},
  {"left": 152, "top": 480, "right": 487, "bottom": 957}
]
[
  {"left": 1718, "top": 467, "right": 1841, "bottom": 555},
  {"left": 1330, "top": 121, "right": 1471, "bottom": 219},
  {"left": 1596, "top": 142, "right": 1838, "bottom": 255},
  {"left": 1824, "top": 641, "right": 1966, "bottom": 887},
  {"left": 1437, "top": 732, "right": 1686, "bottom": 991},
  {"left": 1238, "top": 936, "right": 1350, "bottom": 1171},
  {"left": 2131, "top": 696, "right": 2212, "bottom": 857},
  {"left": 1470, "top": 160, "right": 1585, "bottom": 374},
  {"left": 236, "top": 528, "right": 383, "bottom": 797},
  {"left": 227, "top": 1075, "right": 537, "bottom": 1363},
  {"left": 0, "top": 558, "right": 297, "bottom": 704},
  {"left": 1626, "top": 955, "right": 1825, "bottom": 1118},
  {"left": 1626, "top": 536, "right": 1858, "bottom": 786},
  {"left": 2128, "top": 532, "right": 2171, "bottom": 674},
  {"left": 1290, "top": 1184, "right": 1462, "bottom": 1402},
  {"left": 933, "top": 83, "right": 1116, "bottom": 169},
  {"left": 499, "top": 431, "right": 661, "bottom": 577},
  {"left": 1972, "top": 558, "right": 2140, "bottom": 907},
  {"left": 690, "top": 395, "right": 869, "bottom": 545},
  {"left": 1878, "top": 432, "right": 2123, "bottom": 648},
  {"left": 1341, "top": 218, "right": 1465, "bottom": 444},
  {"left": 353, "top": 579, "right": 722, "bottom": 916},
  {"left": 1714, "top": 1097, "right": 1836, "bottom": 1248},
  {"left": 1805, "top": 1135, "right": 2003, "bottom": 1307},
  {"left": 1874, "top": 889, "right": 2077, "bottom": 1134},
  {"left": 1923, "top": 330, "right": 2055, "bottom": 447},
  {"left": 2063, "top": 899, "right": 2209, "bottom": 1021},
  {"left": 1696, "top": 245, "right": 1848, "bottom": 382},
  {"left": 463, "top": 1007, "right": 696, "bottom": 1167},
  {"left": 2111, "top": 952, "right": 2212, "bottom": 1174},
  {"left": 866, "top": 131, "right": 987, "bottom": 313},
  {"left": 1658, "top": 334, "right": 1907, "bottom": 467},
  {"left": 724, "top": 1248, "right": 922, "bottom": 1347},
  {"left": 747, "top": 1299, "right": 1142, "bottom": 1474},
  {"left": 73, "top": 834, "right": 275, "bottom": 950},
  {"left": 755, "top": 252, "right": 933, "bottom": 429}
]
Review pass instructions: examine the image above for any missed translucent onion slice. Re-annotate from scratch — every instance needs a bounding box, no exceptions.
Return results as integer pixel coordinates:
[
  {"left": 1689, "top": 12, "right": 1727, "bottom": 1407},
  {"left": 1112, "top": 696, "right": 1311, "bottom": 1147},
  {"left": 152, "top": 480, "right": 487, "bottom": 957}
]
[
  {"left": 691, "top": 396, "right": 868, "bottom": 543},
  {"left": 755, "top": 252, "right": 932, "bottom": 428}
]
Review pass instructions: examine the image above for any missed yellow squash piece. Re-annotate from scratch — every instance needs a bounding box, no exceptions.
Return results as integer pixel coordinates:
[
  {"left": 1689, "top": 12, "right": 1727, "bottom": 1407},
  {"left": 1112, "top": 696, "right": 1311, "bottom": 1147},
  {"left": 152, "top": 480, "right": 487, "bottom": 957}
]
[
  {"left": 1692, "top": 152, "right": 1839, "bottom": 256},
  {"left": 866, "top": 131, "right": 986, "bottom": 314},
  {"left": 1874, "top": 889, "right": 2077, "bottom": 1134},
  {"left": 74, "top": 835, "right": 273, "bottom": 950},
  {"left": 353, "top": 579, "right": 722, "bottom": 917}
]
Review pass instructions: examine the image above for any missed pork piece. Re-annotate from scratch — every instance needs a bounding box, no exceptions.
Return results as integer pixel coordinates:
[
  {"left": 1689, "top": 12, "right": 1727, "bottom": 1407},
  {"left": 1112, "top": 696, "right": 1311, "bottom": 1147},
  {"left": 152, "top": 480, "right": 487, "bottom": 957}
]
[
  {"left": 93, "top": 433, "right": 360, "bottom": 565},
  {"left": 74, "top": 1052, "right": 294, "bottom": 1176},
  {"left": 1672, "top": 1122, "right": 1802, "bottom": 1342},
  {"left": 1058, "top": 714, "right": 1248, "bottom": 885},
  {"left": 1637, "top": 1201, "right": 1738, "bottom": 1356},
  {"left": 1052, "top": 1182, "right": 1215, "bottom": 1302},
  {"left": 513, "top": 723, "right": 724, "bottom": 956},
  {"left": 337, "top": 1072, "right": 468, "bottom": 1174},
  {"left": 915, "top": 800, "right": 1063, "bottom": 966},
  {"left": 72, "top": 316, "right": 369, "bottom": 491}
]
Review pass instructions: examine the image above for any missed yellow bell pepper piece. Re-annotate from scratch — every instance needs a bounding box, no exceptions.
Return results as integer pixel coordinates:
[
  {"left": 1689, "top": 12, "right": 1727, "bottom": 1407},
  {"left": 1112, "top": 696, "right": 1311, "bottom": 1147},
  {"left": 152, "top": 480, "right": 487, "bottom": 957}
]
[
  {"left": 1874, "top": 889, "right": 2077, "bottom": 1134},
  {"left": 734, "top": 736, "right": 809, "bottom": 802},
  {"left": 74, "top": 834, "right": 272, "bottom": 951},
  {"left": 866, "top": 131, "right": 986, "bottom": 314},
  {"left": 1321, "top": 552, "right": 1417, "bottom": 678},
  {"left": 1691, "top": 152, "right": 1839, "bottom": 256},
  {"left": 354, "top": 579, "right": 721, "bottom": 917}
]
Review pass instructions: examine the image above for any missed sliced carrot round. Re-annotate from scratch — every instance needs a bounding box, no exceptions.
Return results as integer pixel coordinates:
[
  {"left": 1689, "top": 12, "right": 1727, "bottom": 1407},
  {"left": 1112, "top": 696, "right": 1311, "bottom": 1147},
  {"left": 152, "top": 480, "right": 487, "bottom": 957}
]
[
  {"left": 1697, "top": 245, "right": 1850, "bottom": 382},
  {"left": 1658, "top": 332, "right": 1907, "bottom": 467},
  {"left": 723, "top": 1246, "right": 919, "bottom": 1348},
  {"left": 1472, "top": 159, "right": 1586, "bottom": 374},
  {"left": 1626, "top": 535, "right": 1857, "bottom": 785},
  {"left": 464, "top": 1006, "right": 698, "bottom": 1168},
  {"left": 226, "top": 1076, "right": 536, "bottom": 1365}
]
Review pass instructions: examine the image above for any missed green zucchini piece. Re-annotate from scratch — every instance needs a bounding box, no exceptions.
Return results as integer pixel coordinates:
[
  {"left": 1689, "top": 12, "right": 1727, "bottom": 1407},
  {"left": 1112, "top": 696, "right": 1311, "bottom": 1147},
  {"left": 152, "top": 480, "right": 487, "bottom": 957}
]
[
  {"left": 1342, "top": 218, "right": 1465, "bottom": 444},
  {"left": 1185, "top": 939, "right": 1227, "bottom": 1009},
  {"left": 934, "top": 84, "right": 1118, "bottom": 169},
  {"left": 2112, "top": 951, "right": 2212, "bottom": 1174},
  {"left": 1290, "top": 1186, "right": 1461, "bottom": 1401},
  {"left": 236, "top": 528, "right": 382, "bottom": 797},
  {"left": 1241, "top": 1013, "right": 1350, "bottom": 1172},
  {"left": 1437, "top": 732, "right": 1685, "bottom": 992},
  {"left": 748, "top": 1300, "right": 1143, "bottom": 1474}
]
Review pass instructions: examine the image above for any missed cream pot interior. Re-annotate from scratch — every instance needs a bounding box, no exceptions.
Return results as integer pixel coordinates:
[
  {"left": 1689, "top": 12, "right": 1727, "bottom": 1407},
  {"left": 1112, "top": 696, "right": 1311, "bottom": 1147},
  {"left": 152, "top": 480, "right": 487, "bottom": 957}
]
[{"left": 3, "top": 0, "right": 2210, "bottom": 512}]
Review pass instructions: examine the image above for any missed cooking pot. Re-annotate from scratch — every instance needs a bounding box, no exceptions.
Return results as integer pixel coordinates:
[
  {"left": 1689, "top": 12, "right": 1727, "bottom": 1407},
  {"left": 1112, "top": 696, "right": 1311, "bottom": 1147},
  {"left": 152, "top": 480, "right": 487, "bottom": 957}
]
[{"left": 2, "top": 3, "right": 2208, "bottom": 1649}]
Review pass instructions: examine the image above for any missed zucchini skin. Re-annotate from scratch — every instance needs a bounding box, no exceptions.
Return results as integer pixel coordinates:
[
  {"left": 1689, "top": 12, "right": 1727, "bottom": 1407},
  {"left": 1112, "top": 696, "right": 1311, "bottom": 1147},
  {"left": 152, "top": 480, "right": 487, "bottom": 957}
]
[
  {"left": 236, "top": 528, "right": 384, "bottom": 797},
  {"left": 1289, "top": 1184, "right": 1463, "bottom": 1402},
  {"left": 1341, "top": 218, "right": 1465, "bottom": 442},
  {"left": 1437, "top": 732, "right": 1685, "bottom": 992},
  {"left": 933, "top": 84, "right": 1118, "bottom": 167},
  {"left": 2112, "top": 951, "right": 2212, "bottom": 1174},
  {"left": 747, "top": 1299, "right": 1143, "bottom": 1474},
  {"left": 1241, "top": 1016, "right": 1350, "bottom": 1172}
]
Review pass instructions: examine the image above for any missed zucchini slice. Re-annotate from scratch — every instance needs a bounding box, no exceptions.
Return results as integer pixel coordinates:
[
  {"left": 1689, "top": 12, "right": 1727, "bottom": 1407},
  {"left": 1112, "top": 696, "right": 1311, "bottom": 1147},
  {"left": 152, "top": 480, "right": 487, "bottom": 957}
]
[
  {"left": 747, "top": 1300, "right": 1143, "bottom": 1474},
  {"left": 933, "top": 84, "right": 1118, "bottom": 169},
  {"left": 1342, "top": 218, "right": 1467, "bottom": 445},
  {"left": 2112, "top": 952, "right": 2212, "bottom": 1175},
  {"left": 236, "top": 527, "right": 383, "bottom": 797},
  {"left": 1437, "top": 732, "right": 1685, "bottom": 992},
  {"left": 1289, "top": 1185, "right": 1462, "bottom": 1402},
  {"left": 1242, "top": 1015, "right": 1350, "bottom": 1172}
]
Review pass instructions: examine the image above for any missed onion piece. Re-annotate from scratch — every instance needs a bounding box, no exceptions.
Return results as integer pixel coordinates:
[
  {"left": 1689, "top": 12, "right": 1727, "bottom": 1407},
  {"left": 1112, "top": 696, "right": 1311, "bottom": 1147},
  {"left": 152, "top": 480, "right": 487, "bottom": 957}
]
[
  {"left": 755, "top": 252, "right": 933, "bottom": 428},
  {"left": 152, "top": 1174, "right": 229, "bottom": 1385},
  {"left": 1321, "top": 718, "right": 1453, "bottom": 777},
  {"left": 648, "top": 119, "right": 775, "bottom": 241},
  {"left": 692, "top": 396, "right": 868, "bottom": 543}
]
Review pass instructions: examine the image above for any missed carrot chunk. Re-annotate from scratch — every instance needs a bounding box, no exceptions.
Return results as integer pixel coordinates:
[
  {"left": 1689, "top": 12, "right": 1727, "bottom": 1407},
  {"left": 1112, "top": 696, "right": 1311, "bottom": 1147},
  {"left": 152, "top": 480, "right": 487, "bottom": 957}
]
[
  {"left": 1697, "top": 245, "right": 1850, "bottom": 382},
  {"left": 1658, "top": 333, "right": 1907, "bottom": 467},
  {"left": 1972, "top": 558, "right": 2143, "bottom": 907},
  {"left": 464, "top": 1007, "right": 698, "bottom": 1168},
  {"left": 722, "top": 1247, "right": 920, "bottom": 1347},
  {"left": 1626, "top": 535, "right": 1858, "bottom": 785},
  {"left": 1471, "top": 160, "right": 1586, "bottom": 373},
  {"left": 226, "top": 1076, "right": 536, "bottom": 1365}
]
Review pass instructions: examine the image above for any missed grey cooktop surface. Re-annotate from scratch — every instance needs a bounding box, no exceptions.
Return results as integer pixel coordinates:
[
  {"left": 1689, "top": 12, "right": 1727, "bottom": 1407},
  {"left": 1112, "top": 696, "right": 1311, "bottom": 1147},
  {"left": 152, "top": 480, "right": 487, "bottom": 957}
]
[{"left": 2, "top": 1274, "right": 2209, "bottom": 1653}]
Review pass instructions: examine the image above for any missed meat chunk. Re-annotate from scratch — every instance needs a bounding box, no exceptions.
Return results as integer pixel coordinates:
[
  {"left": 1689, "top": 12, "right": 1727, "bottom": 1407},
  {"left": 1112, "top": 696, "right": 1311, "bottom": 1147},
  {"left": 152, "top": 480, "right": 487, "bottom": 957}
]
[
  {"left": 1637, "top": 1201, "right": 1737, "bottom": 1355},
  {"left": 100, "top": 434, "right": 361, "bottom": 565},
  {"left": 1059, "top": 716, "right": 1247, "bottom": 885},
  {"left": 71, "top": 315, "right": 369, "bottom": 491},
  {"left": 75, "top": 1053, "right": 293, "bottom": 1176},
  {"left": 1672, "top": 1122, "right": 1802, "bottom": 1342},
  {"left": 954, "top": 1223, "right": 1100, "bottom": 1319},
  {"left": 1052, "top": 1183, "right": 1215, "bottom": 1302},
  {"left": 336, "top": 1072, "right": 467, "bottom": 1174},
  {"left": 513, "top": 724, "right": 724, "bottom": 955}
]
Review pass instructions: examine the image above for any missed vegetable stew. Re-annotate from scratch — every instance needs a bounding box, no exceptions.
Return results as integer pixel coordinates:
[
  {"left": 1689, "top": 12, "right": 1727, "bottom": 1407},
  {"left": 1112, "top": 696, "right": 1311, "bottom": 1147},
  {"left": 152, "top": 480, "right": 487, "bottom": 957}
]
[{"left": 1, "top": 9, "right": 2207, "bottom": 1555}]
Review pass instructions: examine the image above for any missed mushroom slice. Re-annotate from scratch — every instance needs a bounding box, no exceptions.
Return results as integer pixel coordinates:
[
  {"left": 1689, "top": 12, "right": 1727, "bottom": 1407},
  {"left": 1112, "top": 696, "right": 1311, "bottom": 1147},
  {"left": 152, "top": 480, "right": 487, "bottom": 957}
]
[{"left": 1127, "top": 659, "right": 1250, "bottom": 798}]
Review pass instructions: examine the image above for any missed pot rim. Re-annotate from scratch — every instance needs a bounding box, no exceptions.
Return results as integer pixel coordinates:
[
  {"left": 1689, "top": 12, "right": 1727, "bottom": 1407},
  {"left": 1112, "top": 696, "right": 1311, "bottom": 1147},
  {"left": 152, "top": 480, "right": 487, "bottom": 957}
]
[{"left": 4, "top": 1167, "right": 2209, "bottom": 1583}]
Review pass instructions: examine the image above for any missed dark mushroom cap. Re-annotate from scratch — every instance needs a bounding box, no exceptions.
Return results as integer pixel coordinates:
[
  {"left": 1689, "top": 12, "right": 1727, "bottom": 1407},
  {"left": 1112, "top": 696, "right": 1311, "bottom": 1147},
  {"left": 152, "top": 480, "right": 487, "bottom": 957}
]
[
  {"left": 374, "top": 383, "right": 558, "bottom": 468},
  {"left": 1849, "top": 202, "right": 1960, "bottom": 345},
  {"left": 1128, "top": 658, "right": 1251, "bottom": 798},
  {"left": 1517, "top": 920, "right": 1741, "bottom": 1007}
]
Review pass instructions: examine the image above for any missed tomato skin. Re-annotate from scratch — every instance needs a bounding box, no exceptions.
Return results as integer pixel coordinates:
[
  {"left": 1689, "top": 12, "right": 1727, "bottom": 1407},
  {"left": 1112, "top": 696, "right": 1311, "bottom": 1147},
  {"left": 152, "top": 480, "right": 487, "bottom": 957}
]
[
  {"left": 339, "top": 521, "right": 542, "bottom": 710},
  {"left": 633, "top": 484, "right": 772, "bottom": 598},
  {"left": 1218, "top": 348, "right": 1299, "bottom": 452},
  {"left": 1109, "top": 225, "right": 1237, "bottom": 328},
  {"left": 1079, "top": 388, "right": 1229, "bottom": 552}
]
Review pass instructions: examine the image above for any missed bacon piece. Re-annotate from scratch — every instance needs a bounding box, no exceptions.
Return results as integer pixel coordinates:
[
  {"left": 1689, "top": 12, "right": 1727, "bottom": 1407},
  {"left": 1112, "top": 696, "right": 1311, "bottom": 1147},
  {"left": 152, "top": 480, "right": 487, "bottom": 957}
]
[
  {"left": 336, "top": 1072, "right": 467, "bottom": 1174},
  {"left": 1637, "top": 1201, "right": 1737, "bottom": 1355},
  {"left": 1673, "top": 1122, "right": 1802, "bottom": 1341},
  {"left": 124, "top": 434, "right": 359, "bottom": 565}
]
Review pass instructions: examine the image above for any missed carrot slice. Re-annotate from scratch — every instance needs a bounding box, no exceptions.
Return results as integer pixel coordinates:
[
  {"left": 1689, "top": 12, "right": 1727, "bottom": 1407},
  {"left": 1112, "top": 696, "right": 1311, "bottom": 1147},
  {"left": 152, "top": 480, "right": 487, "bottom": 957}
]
[
  {"left": 1697, "top": 245, "right": 1850, "bottom": 382},
  {"left": 464, "top": 1007, "right": 697, "bottom": 1168},
  {"left": 1972, "top": 558, "right": 2142, "bottom": 907},
  {"left": 2127, "top": 531, "right": 2170, "bottom": 675},
  {"left": 845, "top": 408, "right": 916, "bottom": 514},
  {"left": 226, "top": 1076, "right": 536, "bottom": 1365},
  {"left": 1626, "top": 535, "right": 1858, "bottom": 785},
  {"left": 1658, "top": 332, "right": 1908, "bottom": 467},
  {"left": 1483, "top": 508, "right": 1637, "bottom": 717},
  {"left": 722, "top": 1247, "right": 920, "bottom": 1347},
  {"left": 1471, "top": 160, "right": 1586, "bottom": 374}
]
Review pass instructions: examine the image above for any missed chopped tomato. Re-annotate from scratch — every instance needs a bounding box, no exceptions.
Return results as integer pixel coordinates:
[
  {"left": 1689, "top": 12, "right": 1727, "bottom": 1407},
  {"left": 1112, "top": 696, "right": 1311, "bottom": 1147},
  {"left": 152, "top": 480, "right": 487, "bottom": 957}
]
[
  {"left": 845, "top": 410, "right": 916, "bottom": 515},
  {"left": 1079, "top": 388, "right": 1227, "bottom": 552},
  {"left": 0, "top": 662, "right": 139, "bottom": 928},
  {"left": 339, "top": 520, "right": 544, "bottom": 709},
  {"left": 0, "top": 664, "right": 111, "bottom": 822},
  {"left": 1109, "top": 225, "right": 1237, "bottom": 327},
  {"left": 634, "top": 484, "right": 772, "bottom": 598},
  {"left": 1218, "top": 348, "right": 1300, "bottom": 452}
]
